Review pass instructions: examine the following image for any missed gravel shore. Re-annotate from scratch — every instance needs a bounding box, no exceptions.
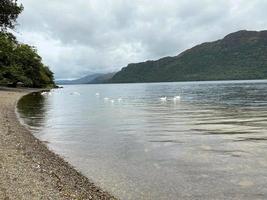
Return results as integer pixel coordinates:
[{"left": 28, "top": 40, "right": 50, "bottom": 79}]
[{"left": 0, "top": 88, "right": 117, "bottom": 200}]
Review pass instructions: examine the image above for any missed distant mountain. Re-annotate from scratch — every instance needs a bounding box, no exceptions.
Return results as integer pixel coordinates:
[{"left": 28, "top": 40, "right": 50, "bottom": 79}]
[
  {"left": 56, "top": 74, "right": 101, "bottom": 85},
  {"left": 88, "top": 72, "right": 116, "bottom": 84},
  {"left": 110, "top": 30, "right": 267, "bottom": 83},
  {"left": 56, "top": 72, "right": 116, "bottom": 85}
]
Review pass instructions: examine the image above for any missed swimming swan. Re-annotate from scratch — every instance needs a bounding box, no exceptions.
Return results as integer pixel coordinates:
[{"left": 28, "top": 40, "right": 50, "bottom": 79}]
[
  {"left": 41, "top": 91, "right": 52, "bottom": 96},
  {"left": 173, "top": 96, "right": 181, "bottom": 101},
  {"left": 160, "top": 97, "right": 167, "bottom": 101}
]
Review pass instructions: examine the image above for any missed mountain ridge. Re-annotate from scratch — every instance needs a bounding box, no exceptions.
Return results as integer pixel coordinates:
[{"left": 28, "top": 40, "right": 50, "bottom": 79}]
[
  {"left": 56, "top": 72, "right": 116, "bottom": 85},
  {"left": 110, "top": 30, "right": 267, "bottom": 83}
]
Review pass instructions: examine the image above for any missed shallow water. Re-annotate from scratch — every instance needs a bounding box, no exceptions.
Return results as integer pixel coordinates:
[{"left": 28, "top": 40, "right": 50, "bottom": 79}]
[{"left": 18, "top": 80, "right": 267, "bottom": 200}]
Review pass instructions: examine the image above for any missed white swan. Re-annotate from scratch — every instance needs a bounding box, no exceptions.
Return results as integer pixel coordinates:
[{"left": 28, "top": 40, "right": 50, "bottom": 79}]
[
  {"left": 41, "top": 91, "right": 52, "bottom": 96},
  {"left": 118, "top": 98, "right": 122, "bottom": 102},
  {"left": 160, "top": 97, "right": 167, "bottom": 101},
  {"left": 110, "top": 99, "right": 115, "bottom": 103},
  {"left": 95, "top": 92, "right": 100, "bottom": 96},
  {"left": 173, "top": 96, "right": 181, "bottom": 101}
]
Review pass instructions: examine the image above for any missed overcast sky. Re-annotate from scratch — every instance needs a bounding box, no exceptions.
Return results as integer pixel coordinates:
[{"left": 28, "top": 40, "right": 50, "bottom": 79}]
[{"left": 16, "top": 0, "right": 267, "bottom": 79}]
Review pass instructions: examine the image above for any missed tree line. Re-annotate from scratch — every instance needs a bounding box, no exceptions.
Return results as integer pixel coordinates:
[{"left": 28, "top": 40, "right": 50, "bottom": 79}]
[{"left": 0, "top": 0, "right": 55, "bottom": 88}]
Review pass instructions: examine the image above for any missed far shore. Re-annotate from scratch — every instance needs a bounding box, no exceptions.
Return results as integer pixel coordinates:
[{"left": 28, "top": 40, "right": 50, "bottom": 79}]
[{"left": 0, "top": 87, "right": 116, "bottom": 200}]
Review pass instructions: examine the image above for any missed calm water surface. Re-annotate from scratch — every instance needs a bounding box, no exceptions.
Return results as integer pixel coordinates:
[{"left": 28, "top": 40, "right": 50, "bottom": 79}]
[{"left": 18, "top": 80, "right": 267, "bottom": 200}]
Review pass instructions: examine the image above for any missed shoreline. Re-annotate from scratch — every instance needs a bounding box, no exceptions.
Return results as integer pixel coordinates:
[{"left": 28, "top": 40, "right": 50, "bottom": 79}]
[{"left": 0, "top": 87, "right": 116, "bottom": 199}]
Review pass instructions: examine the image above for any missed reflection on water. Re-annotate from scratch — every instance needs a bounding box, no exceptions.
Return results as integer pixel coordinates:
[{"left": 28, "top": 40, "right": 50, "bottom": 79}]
[
  {"left": 18, "top": 80, "right": 267, "bottom": 200},
  {"left": 17, "top": 92, "right": 47, "bottom": 130}
]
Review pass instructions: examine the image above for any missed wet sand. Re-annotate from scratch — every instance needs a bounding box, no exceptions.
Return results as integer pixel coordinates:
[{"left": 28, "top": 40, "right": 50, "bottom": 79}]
[{"left": 0, "top": 88, "right": 116, "bottom": 200}]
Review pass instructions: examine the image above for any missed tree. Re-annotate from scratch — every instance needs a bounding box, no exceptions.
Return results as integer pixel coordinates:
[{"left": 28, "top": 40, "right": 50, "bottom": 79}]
[
  {"left": 0, "top": 32, "right": 55, "bottom": 88},
  {"left": 0, "top": 0, "right": 55, "bottom": 88},
  {"left": 0, "top": 0, "right": 23, "bottom": 31}
]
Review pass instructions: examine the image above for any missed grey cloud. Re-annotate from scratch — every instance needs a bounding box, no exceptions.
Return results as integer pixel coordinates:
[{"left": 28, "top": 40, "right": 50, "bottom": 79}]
[{"left": 16, "top": 0, "right": 267, "bottom": 79}]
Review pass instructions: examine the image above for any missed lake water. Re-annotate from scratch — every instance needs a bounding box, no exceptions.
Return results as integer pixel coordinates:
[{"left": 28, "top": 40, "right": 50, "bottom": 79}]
[{"left": 17, "top": 80, "right": 267, "bottom": 200}]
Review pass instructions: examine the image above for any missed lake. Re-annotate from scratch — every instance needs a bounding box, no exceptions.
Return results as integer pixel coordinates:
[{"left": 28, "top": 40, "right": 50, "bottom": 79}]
[{"left": 17, "top": 80, "right": 267, "bottom": 200}]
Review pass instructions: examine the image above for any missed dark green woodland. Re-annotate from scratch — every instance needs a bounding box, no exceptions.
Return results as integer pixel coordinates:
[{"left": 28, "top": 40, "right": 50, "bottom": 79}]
[
  {"left": 110, "top": 30, "right": 267, "bottom": 83},
  {"left": 0, "top": 0, "right": 55, "bottom": 88}
]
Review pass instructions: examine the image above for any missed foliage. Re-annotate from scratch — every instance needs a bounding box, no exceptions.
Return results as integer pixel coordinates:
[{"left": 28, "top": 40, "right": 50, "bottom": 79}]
[
  {"left": 0, "top": 32, "right": 55, "bottom": 88},
  {"left": 110, "top": 30, "right": 267, "bottom": 83},
  {"left": 0, "top": 0, "right": 23, "bottom": 31},
  {"left": 0, "top": 1, "right": 55, "bottom": 88}
]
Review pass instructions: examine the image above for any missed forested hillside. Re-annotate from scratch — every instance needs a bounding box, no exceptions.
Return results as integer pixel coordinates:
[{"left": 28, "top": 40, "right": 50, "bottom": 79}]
[
  {"left": 0, "top": 0, "right": 55, "bottom": 88},
  {"left": 110, "top": 30, "right": 267, "bottom": 83}
]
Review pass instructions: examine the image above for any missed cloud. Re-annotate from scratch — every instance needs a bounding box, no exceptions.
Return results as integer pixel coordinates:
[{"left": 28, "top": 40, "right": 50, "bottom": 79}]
[{"left": 16, "top": 0, "right": 267, "bottom": 79}]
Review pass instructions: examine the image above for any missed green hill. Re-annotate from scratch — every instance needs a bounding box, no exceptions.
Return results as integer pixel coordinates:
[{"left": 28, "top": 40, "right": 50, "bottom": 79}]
[
  {"left": 0, "top": 33, "right": 55, "bottom": 88},
  {"left": 110, "top": 30, "right": 267, "bottom": 83},
  {"left": 0, "top": 0, "right": 55, "bottom": 88}
]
